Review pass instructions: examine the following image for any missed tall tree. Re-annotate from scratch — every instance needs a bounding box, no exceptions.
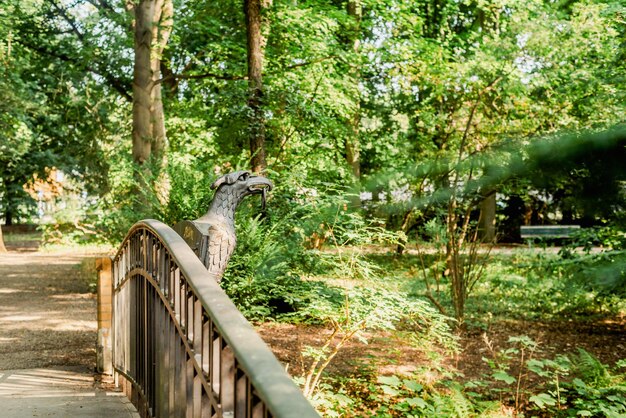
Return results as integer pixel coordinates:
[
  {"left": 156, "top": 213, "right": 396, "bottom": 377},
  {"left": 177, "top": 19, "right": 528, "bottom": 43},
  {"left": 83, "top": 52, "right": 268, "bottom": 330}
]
[
  {"left": 345, "top": 0, "right": 362, "bottom": 179},
  {"left": 129, "top": 0, "right": 174, "bottom": 208},
  {"left": 245, "top": 0, "right": 268, "bottom": 173},
  {"left": 131, "top": 0, "right": 173, "bottom": 168}
]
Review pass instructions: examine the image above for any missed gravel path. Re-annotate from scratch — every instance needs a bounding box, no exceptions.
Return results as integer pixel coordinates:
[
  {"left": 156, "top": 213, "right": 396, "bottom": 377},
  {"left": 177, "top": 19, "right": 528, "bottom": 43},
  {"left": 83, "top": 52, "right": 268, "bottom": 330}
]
[{"left": 0, "top": 249, "right": 98, "bottom": 371}]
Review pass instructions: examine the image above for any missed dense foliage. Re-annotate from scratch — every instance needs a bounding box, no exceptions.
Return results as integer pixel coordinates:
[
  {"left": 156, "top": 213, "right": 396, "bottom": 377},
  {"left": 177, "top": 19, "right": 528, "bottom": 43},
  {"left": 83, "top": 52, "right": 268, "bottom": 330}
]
[{"left": 2, "top": 0, "right": 626, "bottom": 415}]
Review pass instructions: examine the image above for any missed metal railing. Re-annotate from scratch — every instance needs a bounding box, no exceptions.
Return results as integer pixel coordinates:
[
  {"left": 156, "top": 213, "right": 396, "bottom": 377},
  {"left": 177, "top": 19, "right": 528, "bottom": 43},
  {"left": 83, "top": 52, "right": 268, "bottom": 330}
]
[{"left": 108, "top": 219, "right": 319, "bottom": 418}]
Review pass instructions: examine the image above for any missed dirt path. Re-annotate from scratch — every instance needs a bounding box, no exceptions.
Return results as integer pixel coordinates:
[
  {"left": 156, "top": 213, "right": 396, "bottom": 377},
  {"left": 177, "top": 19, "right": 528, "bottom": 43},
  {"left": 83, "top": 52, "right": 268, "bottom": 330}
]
[{"left": 0, "top": 247, "right": 99, "bottom": 371}]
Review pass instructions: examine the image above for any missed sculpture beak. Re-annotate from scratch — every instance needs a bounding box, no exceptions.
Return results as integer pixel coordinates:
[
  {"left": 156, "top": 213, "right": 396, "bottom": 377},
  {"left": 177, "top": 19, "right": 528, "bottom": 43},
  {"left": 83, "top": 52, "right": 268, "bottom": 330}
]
[
  {"left": 246, "top": 176, "right": 273, "bottom": 211},
  {"left": 246, "top": 176, "right": 273, "bottom": 194}
]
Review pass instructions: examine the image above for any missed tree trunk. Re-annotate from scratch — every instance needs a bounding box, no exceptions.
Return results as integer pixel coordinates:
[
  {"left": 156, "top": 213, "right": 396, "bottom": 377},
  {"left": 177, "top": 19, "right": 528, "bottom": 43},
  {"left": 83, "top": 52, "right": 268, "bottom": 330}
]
[
  {"left": 445, "top": 197, "right": 464, "bottom": 323},
  {"left": 4, "top": 208, "right": 12, "bottom": 226},
  {"left": 245, "top": 0, "right": 268, "bottom": 174},
  {"left": 345, "top": 0, "right": 362, "bottom": 179},
  {"left": 0, "top": 225, "right": 6, "bottom": 253},
  {"left": 478, "top": 190, "right": 496, "bottom": 243},
  {"left": 132, "top": 0, "right": 155, "bottom": 165},
  {"left": 131, "top": 0, "right": 173, "bottom": 202}
]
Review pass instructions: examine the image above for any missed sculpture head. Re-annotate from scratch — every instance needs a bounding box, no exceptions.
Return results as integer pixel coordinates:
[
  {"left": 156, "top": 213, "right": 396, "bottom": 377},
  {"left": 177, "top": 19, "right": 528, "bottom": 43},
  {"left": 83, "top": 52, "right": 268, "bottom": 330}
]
[
  {"left": 180, "top": 170, "right": 274, "bottom": 280},
  {"left": 210, "top": 170, "right": 273, "bottom": 209}
]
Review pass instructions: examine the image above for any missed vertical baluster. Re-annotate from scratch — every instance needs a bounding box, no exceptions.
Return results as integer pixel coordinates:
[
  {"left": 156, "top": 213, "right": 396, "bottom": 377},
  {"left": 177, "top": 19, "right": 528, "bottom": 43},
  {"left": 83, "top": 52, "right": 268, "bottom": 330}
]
[
  {"left": 139, "top": 276, "right": 145, "bottom": 390},
  {"left": 124, "top": 276, "right": 130, "bottom": 376},
  {"left": 220, "top": 344, "right": 236, "bottom": 415},
  {"left": 193, "top": 299, "right": 202, "bottom": 356},
  {"left": 154, "top": 292, "right": 162, "bottom": 417},
  {"left": 165, "top": 256, "right": 171, "bottom": 298},
  {"left": 113, "top": 256, "right": 118, "bottom": 378},
  {"left": 202, "top": 316, "right": 214, "bottom": 418},
  {"left": 174, "top": 269, "right": 181, "bottom": 323},
  {"left": 161, "top": 301, "right": 170, "bottom": 416},
  {"left": 201, "top": 385, "right": 213, "bottom": 418},
  {"left": 186, "top": 355, "right": 194, "bottom": 418},
  {"left": 186, "top": 290, "right": 192, "bottom": 343},
  {"left": 149, "top": 284, "right": 155, "bottom": 415},
  {"left": 210, "top": 325, "right": 221, "bottom": 395},
  {"left": 176, "top": 339, "right": 187, "bottom": 416},
  {"left": 193, "top": 372, "right": 203, "bottom": 418},
  {"left": 126, "top": 239, "right": 129, "bottom": 271},
  {"left": 251, "top": 398, "right": 265, "bottom": 418},
  {"left": 146, "top": 280, "right": 151, "bottom": 414},
  {"left": 202, "top": 315, "right": 209, "bottom": 376},
  {"left": 180, "top": 279, "right": 187, "bottom": 333},
  {"left": 150, "top": 234, "right": 155, "bottom": 277},
  {"left": 119, "top": 276, "right": 123, "bottom": 374},
  {"left": 145, "top": 233, "right": 151, "bottom": 276},
  {"left": 134, "top": 275, "right": 140, "bottom": 386},
  {"left": 151, "top": 256, "right": 156, "bottom": 413},
  {"left": 185, "top": 281, "right": 194, "bottom": 417},
  {"left": 142, "top": 277, "right": 146, "bottom": 392},
  {"left": 235, "top": 369, "right": 248, "bottom": 418},
  {"left": 142, "top": 229, "right": 147, "bottom": 272},
  {"left": 192, "top": 298, "right": 203, "bottom": 417},
  {"left": 153, "top": 236, "right": 158, "bottom": 278},
  {"left": 132, "top": 234, "right": 137, "bottom": 269},
  {"left": 168, "top": 310, "right": 176, "bottom": 417},
  {"left": 129, "top": 274, "right": 137, "bottom": 381},
  {"left": 170, "top": 263, "right": 178, "bottom": 305},
  {"left": 159, "top": 245, "right": 165, "bottom": 291}
]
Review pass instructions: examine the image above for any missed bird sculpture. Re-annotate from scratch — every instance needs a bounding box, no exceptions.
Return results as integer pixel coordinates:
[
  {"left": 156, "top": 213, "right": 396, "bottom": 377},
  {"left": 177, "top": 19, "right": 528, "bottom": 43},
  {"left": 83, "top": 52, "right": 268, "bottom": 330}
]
[{"left": 174, "top": 170, "right": 273, "bottom": 282}]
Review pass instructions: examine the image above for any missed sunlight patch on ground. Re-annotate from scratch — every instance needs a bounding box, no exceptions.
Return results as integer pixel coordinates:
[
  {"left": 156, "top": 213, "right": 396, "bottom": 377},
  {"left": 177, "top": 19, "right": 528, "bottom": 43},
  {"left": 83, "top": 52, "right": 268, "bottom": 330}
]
[
  {"left": 0, "top": 288, "right": 24, "bottom": 294},
  {"left": 0, "top": 253, "right": 84, "bottom": 267},
  {"left": 0, "top": 317, "right": 96, "bottom": 331},
  {"left": 0, "top": 369, "right": 93, "bottom": 396},
  {"left": 0, "top": 315, "right": 43, "bottom": 322},
  {"left": 50, "top": 293, "right": 94, "bottom": 300}
]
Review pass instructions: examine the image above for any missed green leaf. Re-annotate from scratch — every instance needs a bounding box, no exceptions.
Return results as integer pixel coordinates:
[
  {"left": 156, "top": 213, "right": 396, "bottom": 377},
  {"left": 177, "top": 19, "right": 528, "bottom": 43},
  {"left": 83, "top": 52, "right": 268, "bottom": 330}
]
[
  {"left": 576, "top": 411, "right": 593, "bottom": 417},
  {"left": 403, "top": 380, "right": 423, "bottom": 392},
  {"left": 527, "top": 359, "right": 546, "bottom": 372},
  {"left": 492, "top": 370, "right": 516, "bottom": 385},
  {"left": 405, "top": 397, "right": 428, "bottom": 409},
  {"left": 530, "top": 393, "right": 557, "bottom": 408},
  {"left": 380, "top": 385, "right": 399, "bottom": 396},
  {"left": 378, "top": 375, "right": 402, "bottom": 387}
]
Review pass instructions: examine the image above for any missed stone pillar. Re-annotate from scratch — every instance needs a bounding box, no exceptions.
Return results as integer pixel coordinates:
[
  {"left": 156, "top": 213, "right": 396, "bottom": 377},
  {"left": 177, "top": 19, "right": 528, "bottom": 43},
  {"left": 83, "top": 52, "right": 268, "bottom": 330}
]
[{"left": 96, "top": 257, "right": 113, "bottom": 375}]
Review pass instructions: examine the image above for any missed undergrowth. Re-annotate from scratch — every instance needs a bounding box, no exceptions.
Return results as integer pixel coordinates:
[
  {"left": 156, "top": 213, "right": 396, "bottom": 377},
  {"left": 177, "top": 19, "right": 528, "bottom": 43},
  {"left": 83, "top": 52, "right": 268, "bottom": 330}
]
[{"left": 310, "top": 340, "right": 626, "bottom": 418}]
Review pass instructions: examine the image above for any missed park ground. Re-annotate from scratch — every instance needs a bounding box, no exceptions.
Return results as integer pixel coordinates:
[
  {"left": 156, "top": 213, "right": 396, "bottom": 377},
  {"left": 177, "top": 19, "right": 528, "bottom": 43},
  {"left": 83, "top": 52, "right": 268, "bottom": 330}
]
[
  {"left": 0, "top": 230, "right": 99, "bottom": 370},
  {"left": 2, "top": 228, "right": 625, "bottom": 416}
]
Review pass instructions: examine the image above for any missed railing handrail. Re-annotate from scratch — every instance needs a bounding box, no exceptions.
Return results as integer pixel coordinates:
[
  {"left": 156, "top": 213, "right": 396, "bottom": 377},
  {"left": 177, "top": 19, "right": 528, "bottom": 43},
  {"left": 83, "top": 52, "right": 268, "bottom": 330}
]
[{"left": 114, "top": 219, "right": 319, "bottom": 418}]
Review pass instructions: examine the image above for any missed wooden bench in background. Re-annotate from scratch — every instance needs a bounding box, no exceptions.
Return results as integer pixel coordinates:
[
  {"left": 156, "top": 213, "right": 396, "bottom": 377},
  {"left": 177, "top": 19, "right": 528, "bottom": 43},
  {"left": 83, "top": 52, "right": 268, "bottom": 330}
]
[{"left": 520, "top": 225, "right": 581, "bottom": 240}]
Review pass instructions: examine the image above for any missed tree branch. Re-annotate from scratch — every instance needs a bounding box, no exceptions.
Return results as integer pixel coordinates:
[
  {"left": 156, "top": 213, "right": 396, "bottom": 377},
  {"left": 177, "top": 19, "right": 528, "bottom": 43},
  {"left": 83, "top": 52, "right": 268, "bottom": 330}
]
[
  {"left": 154, "top": 72, "right": 246, "bottom": 85},
  {"left": 46, "top": 0, "right": 85, "bottom": 41},
  {"left": 23, "top": 41, "right": 132, "bottom": 102}
]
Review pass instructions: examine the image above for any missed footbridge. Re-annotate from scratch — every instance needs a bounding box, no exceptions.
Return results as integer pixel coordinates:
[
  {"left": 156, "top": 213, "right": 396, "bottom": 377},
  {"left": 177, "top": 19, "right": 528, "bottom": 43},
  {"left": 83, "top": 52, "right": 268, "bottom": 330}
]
[{"left": 95, "top": 219, "right": 318, "bottom": 417}]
